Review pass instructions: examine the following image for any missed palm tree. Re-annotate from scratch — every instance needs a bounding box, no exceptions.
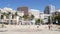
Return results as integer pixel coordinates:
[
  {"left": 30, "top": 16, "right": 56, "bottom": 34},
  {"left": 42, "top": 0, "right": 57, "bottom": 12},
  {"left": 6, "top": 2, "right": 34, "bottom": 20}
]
[
  {"left": 1, "top": 15, "right": 4, "bottom": 19},
  {"left": 18, "top": 16, "right": 22, "bottom": 25},
  {"left": 14, "top": 12, "right": 18, "bottom": 25},
  {"left": 1, "top": 12, "right": 7, "bottom": 28},
  {"left": 29, "top": 14, "right": 35, "bottom": 25},
  {"left": 14, "top": 12, "right": 18, "bottom": 19},
  {"left": 0, "top": 15, "right": 4, "bottom": 28},
  {"left": 2, "top": 12, "right": 6, "bottom": 19},
  {"left": 8, "top": 12, "right": 11, "bottom": 25},
  {"left": 23, "top": 15, "right": 29, "bottom": 25},
  {"left": 2, "top": 12, "right": 9, "bottom": 19},
  {"left": 15, "top": 12, "right": 18, "bottom": 16}
]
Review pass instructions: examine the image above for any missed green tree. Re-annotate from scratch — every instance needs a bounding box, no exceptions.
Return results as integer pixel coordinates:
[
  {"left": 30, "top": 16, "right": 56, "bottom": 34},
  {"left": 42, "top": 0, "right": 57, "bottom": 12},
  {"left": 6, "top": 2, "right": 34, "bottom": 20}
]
[
  {"left": 8, "top": 12, "right": 11, "bottom": 15},
  {"left": 55, "top": 15, "right": 60, "bottom": 25},
  {"left": 30, "top": 14, "right": 35, "bottom": 20},
  {"left": 23, "top": 15, "right": 29, "bottom": 20},
  {"left": 14, "top": 12, "right": 18, "bottom": 19},
  {"left": 1, "top": 15, "right": 4, "bottom": 19},
  {"left": 55, "top": 15, "right": 60, "bottom": 20},
  {"left": 15, "top": 12, "right": 18, "bottom": 16},
  {"left": 8, "top": 12, "right": 11, "bottom": 16},
  {"left": 2, "top": 12, "right": 6, "bottom": 19},
  {"left": 1, "top": 12, "right": 7, "bottom": 28},
  {"left": 35, "top": 19, "right": 41, "bottom": 25},
  {"left": 2, "top": 12, "right": 9, "bottom": 19},
  {"left": 12, "top": 14, "right": 15, "bottom": 19}
]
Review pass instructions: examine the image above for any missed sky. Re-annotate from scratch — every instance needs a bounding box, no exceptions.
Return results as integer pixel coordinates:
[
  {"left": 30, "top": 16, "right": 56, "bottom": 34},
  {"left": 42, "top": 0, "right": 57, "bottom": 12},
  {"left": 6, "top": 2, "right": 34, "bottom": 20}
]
[{"left": 0, "top": 0, "right": 60, "bottom": 12}]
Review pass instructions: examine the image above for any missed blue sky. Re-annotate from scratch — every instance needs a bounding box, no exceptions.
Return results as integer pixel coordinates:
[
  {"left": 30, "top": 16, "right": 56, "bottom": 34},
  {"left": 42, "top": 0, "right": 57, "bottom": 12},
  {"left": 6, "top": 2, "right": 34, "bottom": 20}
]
[{"left": 0, "top": 0, "right": 60, "bottom": 12}]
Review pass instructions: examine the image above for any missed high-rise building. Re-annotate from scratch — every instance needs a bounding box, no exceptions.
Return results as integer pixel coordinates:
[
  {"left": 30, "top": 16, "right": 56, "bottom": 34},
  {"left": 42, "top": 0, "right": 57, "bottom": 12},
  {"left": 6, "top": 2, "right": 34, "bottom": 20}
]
[
  {"left": 44, "top": 5, "right": 55, "bottom": 24},
  {"left": 44, "top": 5, "right": 55, "bottom": 14},
  {"left": 44, "top": 6, "right": 50, "bottom": 14},
  {"left": 17, "top": 6, "right": 28, "bottom": 15}
]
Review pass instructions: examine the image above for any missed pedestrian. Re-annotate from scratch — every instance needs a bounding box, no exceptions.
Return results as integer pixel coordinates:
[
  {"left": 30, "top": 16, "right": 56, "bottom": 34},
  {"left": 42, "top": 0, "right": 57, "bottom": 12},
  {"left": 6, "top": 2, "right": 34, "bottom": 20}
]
[
  {"left": 37, "top": 25, "right": 39, "bottom": 28},
  {"left": 48, "top": 24, "right": 52, "bottom": 30}
]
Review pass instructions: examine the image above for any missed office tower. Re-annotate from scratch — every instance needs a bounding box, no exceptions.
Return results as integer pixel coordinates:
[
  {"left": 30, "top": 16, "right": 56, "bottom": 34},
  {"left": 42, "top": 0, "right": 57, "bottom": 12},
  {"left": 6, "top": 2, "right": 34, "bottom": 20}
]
[
  {"left": 17, "top": 6, "right": 28, "bottom": 15},
  {"left": 44, "top": 6, "right": 50, "bottom": 14},
  {"left": 44, "top": 5, "right": 55, "bottom": 14}
]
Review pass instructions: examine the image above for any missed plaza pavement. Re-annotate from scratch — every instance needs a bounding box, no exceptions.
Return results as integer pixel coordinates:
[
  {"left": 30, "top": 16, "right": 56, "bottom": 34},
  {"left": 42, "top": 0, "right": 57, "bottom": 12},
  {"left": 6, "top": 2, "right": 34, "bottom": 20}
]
[
  {"left": 0, "top": 25, "right": 60, "bottom": 34},
  {"left": 0, "top": 28, "right": 60, "bottom": 34}
]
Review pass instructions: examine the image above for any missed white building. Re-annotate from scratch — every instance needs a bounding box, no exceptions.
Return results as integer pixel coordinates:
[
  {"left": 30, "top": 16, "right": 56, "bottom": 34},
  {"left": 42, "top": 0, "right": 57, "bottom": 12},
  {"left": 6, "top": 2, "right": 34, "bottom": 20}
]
[
  {"left": 39, "top": 12, "right": 44, "bottom": 20},
  {"left": 43, "top": 14, "right": 50, "bottom": 24},
  {"left": 29, "top": 9, "right": 40, "bottom": 19},
  {"left": 29, "top": 9, "right": 44, "bottom": 25},
  {"left": 49, "top": 5, "right": 55, "bottom": 13},
  {"left": 56, "top": 9, "right": 60, "bottom": 12},
  {"left": 0, "top": 7, "right": 24, "bottom": 25}
]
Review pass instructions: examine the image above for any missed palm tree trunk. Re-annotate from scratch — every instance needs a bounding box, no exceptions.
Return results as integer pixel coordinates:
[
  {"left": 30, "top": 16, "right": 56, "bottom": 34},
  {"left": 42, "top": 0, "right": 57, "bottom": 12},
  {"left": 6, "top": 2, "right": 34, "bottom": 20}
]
[{"left": 16, "top": 16, "right": 18, "bottom": 25}]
